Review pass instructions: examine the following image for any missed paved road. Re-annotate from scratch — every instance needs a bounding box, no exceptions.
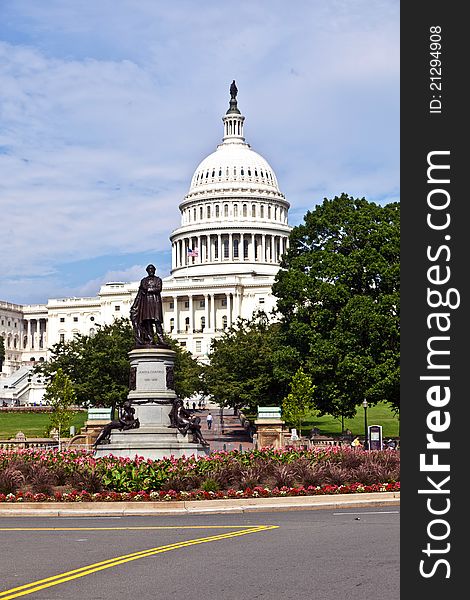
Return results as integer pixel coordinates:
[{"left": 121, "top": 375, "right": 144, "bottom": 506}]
[{"left": 0, "top": 507, "right": 399, "bottom": 600}]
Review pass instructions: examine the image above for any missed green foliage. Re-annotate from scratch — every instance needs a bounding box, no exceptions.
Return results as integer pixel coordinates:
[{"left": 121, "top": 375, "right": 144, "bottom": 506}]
[
  {"left": 35, "top": 318, "right": 134, "bottom": 412},
  {"left": 282, "top": 367, "right": 316, "bottom": 432},
  {"left": 34, "top": 318, "right": 203, "bottom": 412},
  {"left": 273, "top": 194, "right": 400, "bottom": 417},
  {"left": 43, "top": 368, "right": 77, "bottom": 437},
  {"left": 202, "top": 312, "right": 290, "bottom": 411}
]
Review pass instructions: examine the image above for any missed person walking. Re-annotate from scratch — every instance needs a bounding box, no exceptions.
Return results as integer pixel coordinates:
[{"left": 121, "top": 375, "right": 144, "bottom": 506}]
[{"left": 206, "top": 412, "right": 213, "bottom": 430}]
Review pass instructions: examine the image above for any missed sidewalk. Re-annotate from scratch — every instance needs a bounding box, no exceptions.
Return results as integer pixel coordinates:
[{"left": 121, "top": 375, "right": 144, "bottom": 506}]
[{"left": 0, "top": 492, "right": 399, "bottom": 517}]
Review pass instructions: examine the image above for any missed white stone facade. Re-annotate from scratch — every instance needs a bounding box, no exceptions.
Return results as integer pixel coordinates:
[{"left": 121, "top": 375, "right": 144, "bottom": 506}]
[{"left": 0, "top": 85, "right": 291, "bottom": 400}]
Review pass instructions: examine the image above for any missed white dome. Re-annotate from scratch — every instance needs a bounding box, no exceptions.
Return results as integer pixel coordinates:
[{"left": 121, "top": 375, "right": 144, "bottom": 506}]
[{"left": 188, "top": 143, "right": 281, "bottom": 196}]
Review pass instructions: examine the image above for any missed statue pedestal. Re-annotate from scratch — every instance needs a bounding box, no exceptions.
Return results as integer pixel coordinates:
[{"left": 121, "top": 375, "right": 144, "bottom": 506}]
[{"left": 94, "top": 347, "right": 209, "bottom": 460}]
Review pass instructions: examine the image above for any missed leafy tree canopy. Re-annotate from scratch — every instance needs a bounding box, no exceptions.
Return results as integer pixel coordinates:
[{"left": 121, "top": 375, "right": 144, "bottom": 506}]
[
  {"left": 35, "top": 319, "right": 134, "bottom": 412},
  {"left": 202, "top": 312, "right": 291, "bottom": 412},
  {"left": 282, "top": 367, "right": 316, "bottom": 433},
  {"left": 43, "top": 367, "right": 77, "bottom": 438},
  {"left": 35, "top": 319, "right": 203, "bottom": 411},
  {"left": 272, "top": 194, "right": 400, "bottom": 417}
]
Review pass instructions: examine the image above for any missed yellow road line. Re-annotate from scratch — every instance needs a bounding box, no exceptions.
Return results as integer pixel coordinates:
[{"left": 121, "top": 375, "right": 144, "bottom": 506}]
[
  {"left": 0, "top": 525, "right": 278, "bottom": 599},
  {"left": 0, "top": 525, "right": 259, "bottom": 532}
]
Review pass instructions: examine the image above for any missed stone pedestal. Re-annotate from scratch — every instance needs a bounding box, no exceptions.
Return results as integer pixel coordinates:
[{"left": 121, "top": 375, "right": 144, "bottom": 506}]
[
  {"left": 94, "top": 347, "right": 209, "bottom": 460},
  {"left": 254, "top": 418, "right": 286, "bottom": 449}
]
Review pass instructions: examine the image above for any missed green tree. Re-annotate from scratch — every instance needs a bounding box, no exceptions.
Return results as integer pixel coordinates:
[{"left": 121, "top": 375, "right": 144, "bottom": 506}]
[
  {"left": 282, "top": 367, "right": 316, "bottom": 435},
  {"left": 202, "top": 312, "right": 291, "bottom": 412},
  {"left": 35, "top": 318, "right": 203, "bottom": 413},
  {"left": 35, "top": 318, "right": 134, "bottom": 415},
  {"left": 273, "top": 194, "right": 399, "bottom": 417},
  {"left": 43, "top": 368, "right": 77, "bottom": 446}
]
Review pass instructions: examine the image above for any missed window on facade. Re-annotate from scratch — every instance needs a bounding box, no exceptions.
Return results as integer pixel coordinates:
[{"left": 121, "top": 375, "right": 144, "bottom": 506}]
[
  {"left": 244, "top": 239, "right": 249, "bottom": 259},
  {"left": 199, "top": 300, "right": 205, "bottom": 308},
  {"left": 243, "top": 204, "right": 247, "bottom": 217},
  {"left": 169, "top": 302, "right": 174, "bottom": 309},
  {"left": 0, "top": 320, "right": 3, "bottom": 326},
  {"left": 23, "top": 336, "right": 27, "bottom": 348},
  {"left": 268, "top": 206, "right": 271, "bottom": 219},
  {"left": 195, "top": 340, "right": 202, "bottom": 353},
  {"left": 180, "top": 341, "right": 186, "bottom": 347},
  {"left": 252, "top": 205, "right": 256, "bottom": 217},
  {"left": 233, "top": 204, "right": 238, "bottom": 217},
  {"left": 7, "top": 322, "right": 11, "bottom": 327},
  {"left": 222, "top": 316, "right": 228, "bottom": 329},
  {"left": 60, "top": 318, "right": 65, "bottom": 323},
  {"left": 185, "top": 317, "right": 190, "bottom": 332},
  {"left": 170, "top": 318, "right": 174, "bottom": 332},
  {"left": 200, "top": 316, "right": 205, "bottom": 330},
  {"left": 221, "top": 298, "right": 227, "bottom": 307},
  {"left": 73, "top": 317, "right": 79, "bottom": 322},
  {"left": 260, "top": 205, "right": 264, "bottom": 218},
  {"left": 59, "top": 334, "right": 65, "bottom": 343},
  {"left": 215, "top": 205, "right": 220, "bottom": 218},
  {"left": 114, "top": 305, "right": 120, "bottom": 311},
  {"left": 193, "top": 208, "right": 197, "bottom": 220},
  {"left": 224, "top": 204, "right": 228, "bottom": 217},
  {"left": 214, "top": 241, "right": 218, "bottom": 259},
  {"left": 233, "top": 239, "right": 239, "bottom": 258},
  {"left": 184, "top": 301, "right": 189, "bottom": 308},
  {"left": 14, "top": 322, "right": 17, "bottom": 328},
  {"left": 223, "top": 239, "right": 229, "bottom": 258},
  {"left": 200, "top": 206, "right": 203, "bottom": 219},
  {"left": 207, "top": 206, "right": 211, "bottom": 218},
  {"left": 259, "top": 297, "right": 265, "bottom": 304}
]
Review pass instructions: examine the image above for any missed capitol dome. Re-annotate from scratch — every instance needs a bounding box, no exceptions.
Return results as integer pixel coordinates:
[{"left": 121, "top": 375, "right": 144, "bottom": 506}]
[
  {"left": 169, "top": 81, "right": 291, "bottom": 279},
  {"left": 183, "top": 82, "right": 285, "bottom": 203}
]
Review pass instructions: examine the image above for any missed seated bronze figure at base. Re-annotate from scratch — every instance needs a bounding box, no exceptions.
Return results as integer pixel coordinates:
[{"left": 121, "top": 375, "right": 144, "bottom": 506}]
[
  {"left": 93, "top": 400, "right": 140, "bottom": 447},
  {"left": 169, "top": 398, "right": 209, "bottom": 446}
]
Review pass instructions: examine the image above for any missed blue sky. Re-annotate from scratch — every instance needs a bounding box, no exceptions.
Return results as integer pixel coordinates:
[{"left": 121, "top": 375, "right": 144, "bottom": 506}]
[{"left": 0, "top": 0, "right": 399, "bottom": 305}]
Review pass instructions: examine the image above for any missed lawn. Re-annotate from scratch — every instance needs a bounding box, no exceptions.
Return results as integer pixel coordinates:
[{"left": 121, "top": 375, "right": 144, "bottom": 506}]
[
  {"left": 0, "top": 411, "right": 87, "bottom": 439},
  {"left": 300, "top": 401, "right": 400, "bottom": 438}
]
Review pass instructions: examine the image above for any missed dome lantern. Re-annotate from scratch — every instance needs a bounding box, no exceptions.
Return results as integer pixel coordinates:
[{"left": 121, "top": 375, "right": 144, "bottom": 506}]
[{"left": 222, "top": 80, "right": 245, "bottom": 143}]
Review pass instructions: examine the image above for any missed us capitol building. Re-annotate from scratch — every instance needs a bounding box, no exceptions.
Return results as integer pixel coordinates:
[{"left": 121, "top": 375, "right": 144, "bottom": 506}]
[{"left": 0, "top": 83, "right": 291, "bottom": 404}]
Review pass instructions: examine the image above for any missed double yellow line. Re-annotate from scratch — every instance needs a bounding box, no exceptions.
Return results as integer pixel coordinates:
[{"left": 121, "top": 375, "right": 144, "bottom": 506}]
[{"left": 0, "top": 525, "right": 278, "bottom": 599}]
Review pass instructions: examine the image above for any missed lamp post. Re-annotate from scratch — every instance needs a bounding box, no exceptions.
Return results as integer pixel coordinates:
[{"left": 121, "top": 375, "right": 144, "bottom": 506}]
[{"left": 362, "top": 399, "right": 369, "bottom": 450}]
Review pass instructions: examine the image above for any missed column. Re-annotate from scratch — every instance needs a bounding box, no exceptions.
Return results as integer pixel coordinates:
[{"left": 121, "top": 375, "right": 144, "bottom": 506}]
[
  {"left": 250, "top": 233, "right": 255, "bottom": 261},
  {"left": 211, "top": 294, "right": 217, "bottom": 331},
  {"left": 173, "top": 296, "right": 178, "bottom": 333},
  {"left": 204, "top": 294, "right": 209, "bottom": 331},
  {"left": 227, "top": 293, "right": 232, "bottom": 327},
  {"left": 189, "top": 295, "right": 194, "bottom": 333}
]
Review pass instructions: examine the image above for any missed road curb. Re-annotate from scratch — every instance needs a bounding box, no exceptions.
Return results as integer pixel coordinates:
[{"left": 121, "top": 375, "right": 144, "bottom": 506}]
[{"left": 0, "top": 491, "right": 399, "bottom": 517}]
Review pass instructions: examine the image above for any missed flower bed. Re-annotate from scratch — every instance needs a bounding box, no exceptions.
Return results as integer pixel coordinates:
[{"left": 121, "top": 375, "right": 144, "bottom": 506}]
[{"left": 0, "top": 447, "right": 400, "bottom": 502}]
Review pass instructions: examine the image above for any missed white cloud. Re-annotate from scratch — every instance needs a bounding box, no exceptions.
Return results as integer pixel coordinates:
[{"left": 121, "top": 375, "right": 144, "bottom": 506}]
[{"left": 0, "top": 0, "right": 399, "bottom": 304}]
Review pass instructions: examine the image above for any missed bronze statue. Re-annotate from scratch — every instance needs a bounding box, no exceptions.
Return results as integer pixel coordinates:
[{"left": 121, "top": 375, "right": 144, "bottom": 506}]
[
  {"left": 230, "top": 80, "right": 238, "bottom": 100},
  {"left": 93, "top": 400, "right": 140, "bottom": 447},
  {"left": 169, "top": 398, "right": 209, "bottom": 446},
  {"left": 130, "top": 264, "right": 167, "bottom": 346}
]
